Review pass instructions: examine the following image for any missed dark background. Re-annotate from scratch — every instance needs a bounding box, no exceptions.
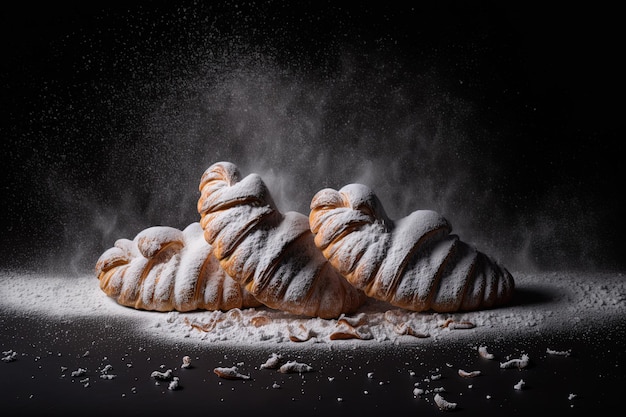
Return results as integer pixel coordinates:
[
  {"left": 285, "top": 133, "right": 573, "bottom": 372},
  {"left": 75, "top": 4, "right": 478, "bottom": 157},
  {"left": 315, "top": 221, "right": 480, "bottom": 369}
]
[{"left": 1, "top": 1, "right": 623, "bottom": 274}]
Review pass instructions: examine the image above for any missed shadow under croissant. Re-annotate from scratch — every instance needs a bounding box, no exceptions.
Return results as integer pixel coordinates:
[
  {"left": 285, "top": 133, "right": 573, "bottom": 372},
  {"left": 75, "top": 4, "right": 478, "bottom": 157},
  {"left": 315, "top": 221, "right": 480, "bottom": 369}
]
[{"left": 507, "top": 285, "right": 559, "bottom": 308}]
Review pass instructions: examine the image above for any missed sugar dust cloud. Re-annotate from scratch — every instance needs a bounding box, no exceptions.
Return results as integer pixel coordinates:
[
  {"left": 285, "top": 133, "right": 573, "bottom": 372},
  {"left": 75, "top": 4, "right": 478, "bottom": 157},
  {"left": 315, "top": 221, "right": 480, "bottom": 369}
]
[{"left": 1, "top": 3, "right": 613, "bottom": 274}]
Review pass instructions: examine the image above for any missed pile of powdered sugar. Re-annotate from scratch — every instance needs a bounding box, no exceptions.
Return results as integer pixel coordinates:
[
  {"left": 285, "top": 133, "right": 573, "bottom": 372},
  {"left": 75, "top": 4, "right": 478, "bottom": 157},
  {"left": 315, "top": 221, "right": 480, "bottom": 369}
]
[{"left": 0, "top": 269, "right": 623, "bottom": 349}]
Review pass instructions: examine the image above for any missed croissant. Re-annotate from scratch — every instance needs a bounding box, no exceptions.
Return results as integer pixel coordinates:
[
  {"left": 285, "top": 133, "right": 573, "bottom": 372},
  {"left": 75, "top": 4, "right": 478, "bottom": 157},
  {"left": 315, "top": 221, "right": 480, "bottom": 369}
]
[
  {"left": 309, "top": 183, "right": 514, "bottom": 312},
  {"left": 95, "top": 222, "right": 262, "bottom": 312},
  {"left": 197, "top": 161, "right": 367, "bottom": 319}
]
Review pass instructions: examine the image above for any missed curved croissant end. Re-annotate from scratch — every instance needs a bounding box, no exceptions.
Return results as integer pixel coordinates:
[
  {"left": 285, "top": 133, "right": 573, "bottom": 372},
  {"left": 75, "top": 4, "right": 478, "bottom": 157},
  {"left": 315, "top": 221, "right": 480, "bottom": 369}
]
[
  {"left": 95, "top": 222, "right": 262, "bottom": 312},
  {"left": 197, "top": 161, "right": 367, "bottom": 319},
  {"left": 309, "top": 184, "right": 514, "bottom": 313}
]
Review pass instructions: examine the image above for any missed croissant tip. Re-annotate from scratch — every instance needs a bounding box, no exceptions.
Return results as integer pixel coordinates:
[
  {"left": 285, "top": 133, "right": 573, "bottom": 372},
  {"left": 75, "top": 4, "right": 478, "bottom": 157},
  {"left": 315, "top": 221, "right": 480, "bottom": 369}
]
[
  {"left": 310, "top": 187, "right": 338, "bottom": 207},
  {"left": 200, "top": 161, "right": 241, "bottom": 189}
]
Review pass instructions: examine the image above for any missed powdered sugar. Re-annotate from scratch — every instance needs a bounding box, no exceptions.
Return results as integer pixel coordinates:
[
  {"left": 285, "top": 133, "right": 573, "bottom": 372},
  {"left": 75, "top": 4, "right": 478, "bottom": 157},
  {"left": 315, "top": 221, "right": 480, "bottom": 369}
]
[{"left": 0, "top": 270, "right": 623, "bottom": 350}]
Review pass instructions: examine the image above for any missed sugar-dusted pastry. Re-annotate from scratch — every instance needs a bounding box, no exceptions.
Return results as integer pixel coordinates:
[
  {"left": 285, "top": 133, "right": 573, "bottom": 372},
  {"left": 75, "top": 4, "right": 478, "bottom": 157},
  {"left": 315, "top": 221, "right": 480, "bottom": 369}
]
[
  {"left": 95, "top": 222, "right": 262, "bottom": 312},
  {"left": 309, "top": 183, "right": 514, "bottom": 312},
  {"left": 197, "top": 161, "right": 367, "bottom": 319}
]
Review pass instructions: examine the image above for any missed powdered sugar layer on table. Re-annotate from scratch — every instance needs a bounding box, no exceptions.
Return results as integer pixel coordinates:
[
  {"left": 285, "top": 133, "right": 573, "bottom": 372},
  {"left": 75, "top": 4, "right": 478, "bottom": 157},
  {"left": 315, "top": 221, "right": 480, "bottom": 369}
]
[{"left": 0, "top": 270, "right": 623, "bottom": 350}]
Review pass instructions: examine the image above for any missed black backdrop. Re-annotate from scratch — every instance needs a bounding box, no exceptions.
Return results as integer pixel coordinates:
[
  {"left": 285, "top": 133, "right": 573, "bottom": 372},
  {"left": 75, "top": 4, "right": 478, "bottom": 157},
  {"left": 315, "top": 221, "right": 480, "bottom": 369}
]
[{"left": 1, "top": 1, "right": 623, "bottom": 273}]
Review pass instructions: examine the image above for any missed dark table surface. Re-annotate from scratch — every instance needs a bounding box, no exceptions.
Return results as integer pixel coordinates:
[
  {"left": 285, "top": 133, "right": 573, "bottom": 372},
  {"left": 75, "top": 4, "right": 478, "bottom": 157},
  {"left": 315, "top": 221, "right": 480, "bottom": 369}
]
[{"left": 1, "top": 309, "right": 623, "bottom": 417}]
